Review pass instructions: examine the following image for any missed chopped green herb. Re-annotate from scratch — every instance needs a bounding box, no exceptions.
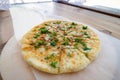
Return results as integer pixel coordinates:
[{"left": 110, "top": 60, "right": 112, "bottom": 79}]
[
  {"left": 67, "top": 52, "right": 71, "bottom": 57},
  {"left": 30, "top": 43, "right": 35, "bottom": 46},
  {"left": 84, "top": 52, "right": 88, "bottom": 57},
  {"left": 86, "top": 35, "right": 90, "bottom": 38},
  {"left": 78, "top": 41, "right": 91, "bottom": 51},
  {"left": 67, "top": 22, "right": 77, "bottom": 29},
  {"left": 60, "top": 27, "right": 65, "bottom": 31},
  {"left": 38, "top": 40, "right": 45, "bottom": 45},
  {"left": 82, "top": 26, "right": 88, "bottom": 30},
  {"left": 83, "top": 32, "right": 90, "bottom": 38},
  {"left": 50, "top": 41, "right": 56, "bottom": 46},
  {"left": 44, "top": 23, "right": 49, "bottom": 26},
  {"left": 68, "top": 25, "right": 73, "bottom": 29},
  {"left": 65, "top": 23, "right": 68, "bottom": 26},
  {"left": 52, "top": 31, "right": 57, "bottom": 36},
  {"left": 64, "top": 32, "right": 67, "bottom": 35},
  {"left": 35, "top": 40, "right": 45, "bottom": 48},
  {"left": 54, "top": 38, "right": 59, "bottom": 42},
  {"left": 55, "top": 21, "right": 61, "bottom": 24},
  {"left": 63, "top": 41, "right": 69, "bottom": 45},
  {"left": 75, "top": 38, "right": 83, "bottom": 42},
  {"left": 35, "top": 45, "right": 40, "bottom": 48},
  {"left": 48, "top": 33, "right": 53, "bottom": 38},
  {"left": 33, "top": 32, "right": 40, "bottom": 38},
  {"left": 51, "top": 53, "right": 55, "bottom": 56},
  {"left": 71, "top": 22, "right": 77, "bottom": 26},
  {"left": 44, "top": 56, "right": 49, "bottom": 60},
  {"left": 39, "top": 27, "right": 49, "bottom": 34},
  {"left": 50, "top": 61, "right": 58, "bottom": 68},
  {"left": 45, "top": 53, "right": 55, "bottom": 60},
  {"left": 83, "top": 32, "right": 88, "bottom": 35},
  {"left": 74, "top": 43, "right": 79, "bottom": 49},
  {"left": 62, "top": 38, "right": 69, "bottom": 45},
  {"left": 83, "top": 47, "right": 92, "bottom": 51},
  {"left": 80, "top": 42, "right": 87, "bottom": 48},
  {"left": 48, "top": 32, "right": 58, "bottom": 39}
]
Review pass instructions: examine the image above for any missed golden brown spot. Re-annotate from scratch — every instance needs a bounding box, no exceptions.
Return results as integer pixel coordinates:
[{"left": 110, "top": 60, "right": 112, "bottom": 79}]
[
  {"left": 41, "top": 59, "right": 43, "bottom": 62},
  {"left": 72, "top": 60, "right": 76, "bottom": 64},
  {"left": 23, "top": 47, "right": 32, "bottom": 51},
  {"left": 71, "top": 53, "right": 75, "bottom": 57},
  {"left": 45, "top": 68, "right": 49, "bottom": 72},
  {"left": 24, "top": 54, "right": 31, "bottom": 60}
]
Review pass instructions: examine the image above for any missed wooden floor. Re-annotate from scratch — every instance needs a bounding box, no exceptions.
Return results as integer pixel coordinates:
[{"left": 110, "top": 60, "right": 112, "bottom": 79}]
[{"left": 0, "top": 2, "right": 120, "bottom": 79}]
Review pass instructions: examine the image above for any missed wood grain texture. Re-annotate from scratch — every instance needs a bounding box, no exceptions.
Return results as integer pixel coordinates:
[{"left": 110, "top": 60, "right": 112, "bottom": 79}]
[
  {"left": 0, "top": 2, "right": 120, "bottom": 43},
  {"left": 12, "top": 2, "right": 120, "bottom": 39}
]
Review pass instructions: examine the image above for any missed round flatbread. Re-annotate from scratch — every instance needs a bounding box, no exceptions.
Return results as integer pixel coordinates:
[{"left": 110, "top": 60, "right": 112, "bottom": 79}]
[{"left": 21, "top": 20, "right": 101, "bottom": 74}]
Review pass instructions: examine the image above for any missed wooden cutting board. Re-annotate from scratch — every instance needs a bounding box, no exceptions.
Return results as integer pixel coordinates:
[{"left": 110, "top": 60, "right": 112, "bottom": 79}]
[
  {"left": 0, "top": 7, "right": 119, "bottom": 80},
  {"left": 0, "top": 32, "right": 118, "bottom": 80}
]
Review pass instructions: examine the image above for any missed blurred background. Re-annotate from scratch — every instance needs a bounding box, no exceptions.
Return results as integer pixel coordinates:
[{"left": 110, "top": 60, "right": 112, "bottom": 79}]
[{"left": 1, "top": 0, "right": 120, "bottom": 16}]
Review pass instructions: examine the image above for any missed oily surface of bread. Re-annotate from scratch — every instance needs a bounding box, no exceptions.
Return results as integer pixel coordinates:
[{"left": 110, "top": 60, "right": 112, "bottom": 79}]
[{"left": 21, "top": 20, "right": 101, "bottom": 74}]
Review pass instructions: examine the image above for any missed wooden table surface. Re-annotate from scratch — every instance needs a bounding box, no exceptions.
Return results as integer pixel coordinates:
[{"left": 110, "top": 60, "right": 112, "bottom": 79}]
[
  {"left": 0, "top": 2, "right": 120, "bottom": 80},
  {"left": 19, "top": 2, "right": 120, "bottom": 39},
  {"left": 0, "top": 2, "right": 120, "bottom": 45}
]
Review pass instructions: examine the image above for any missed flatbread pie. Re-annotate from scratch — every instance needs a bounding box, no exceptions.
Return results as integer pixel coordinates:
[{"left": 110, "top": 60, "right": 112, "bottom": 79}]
[{"left": 21, "top": 20, "right": 101, "bottom": 74}]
